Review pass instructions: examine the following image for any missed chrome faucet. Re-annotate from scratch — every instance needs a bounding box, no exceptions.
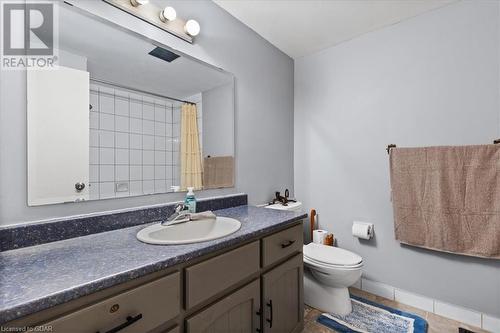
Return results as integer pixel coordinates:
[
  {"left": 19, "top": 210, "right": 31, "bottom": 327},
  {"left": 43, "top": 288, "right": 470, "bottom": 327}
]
[{"left": 161, "top": 203, "right": 191, "bottom": 226}]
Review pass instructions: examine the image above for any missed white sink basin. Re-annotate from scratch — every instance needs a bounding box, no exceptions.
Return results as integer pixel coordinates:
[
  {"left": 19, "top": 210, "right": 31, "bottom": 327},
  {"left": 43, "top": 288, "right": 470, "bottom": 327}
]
[{"left": 136, "top": 217, "right": 241, "bottom": 245}]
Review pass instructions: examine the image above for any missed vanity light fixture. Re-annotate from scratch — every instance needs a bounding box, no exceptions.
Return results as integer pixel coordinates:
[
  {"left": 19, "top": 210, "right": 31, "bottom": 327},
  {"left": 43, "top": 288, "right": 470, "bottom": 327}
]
[
  {"left": 159, "top": 6, "right": 176, "bottom": 22},
  {"left": 184, "top": 19, "right": 200, "bottom": 37},
  {"left": 130, "top": 0, "right": 148, "bottom": 7},
  {"left": 105, "top": 0, "right": 198, "bottom": 43}
]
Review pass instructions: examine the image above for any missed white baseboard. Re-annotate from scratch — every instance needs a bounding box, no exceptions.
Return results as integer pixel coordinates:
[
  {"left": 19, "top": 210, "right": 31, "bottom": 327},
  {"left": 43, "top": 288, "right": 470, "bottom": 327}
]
[
  {"left": 483, "top": 314, "right": 500, "bottom": 333},
  {"left": 395, "top": 288, "right": 434, "bottom": 313},
  {"left": 434, "top": 300, "right": 482, "bottom": 327},
  {"left": 358, "top": 278, "right": 499, "bottom": 333},
  {"left": 361, "top": 278, "right": 394, "bottom": 300}
]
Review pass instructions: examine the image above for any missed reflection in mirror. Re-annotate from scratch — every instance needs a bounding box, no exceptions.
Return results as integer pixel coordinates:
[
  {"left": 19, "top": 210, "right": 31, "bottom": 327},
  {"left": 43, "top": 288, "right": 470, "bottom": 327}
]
[{"left": 26, "top": 4, "right": 234, "bottom": 206}]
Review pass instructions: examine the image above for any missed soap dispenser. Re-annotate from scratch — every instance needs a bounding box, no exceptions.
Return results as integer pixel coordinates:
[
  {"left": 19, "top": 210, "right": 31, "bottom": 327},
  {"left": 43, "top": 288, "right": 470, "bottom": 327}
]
[{"left": 185, "top": 187, "right": 197, "bottom": 213}]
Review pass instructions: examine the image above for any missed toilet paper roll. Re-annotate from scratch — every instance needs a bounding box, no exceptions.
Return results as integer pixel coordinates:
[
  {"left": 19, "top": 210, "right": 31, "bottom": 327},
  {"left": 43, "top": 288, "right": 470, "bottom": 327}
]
[
  {"left": 352, "top": 222, "right": 374, "bottom": 240},
  {"left": 313, "top": 229, "right": 328, "bottom": 244}
]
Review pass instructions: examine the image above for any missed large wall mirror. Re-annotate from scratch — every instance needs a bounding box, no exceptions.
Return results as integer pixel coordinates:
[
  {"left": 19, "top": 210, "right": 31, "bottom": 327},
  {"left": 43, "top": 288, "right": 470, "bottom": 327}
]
[{"left": 27, "top": 4, "right": 234, "bottom": 206}]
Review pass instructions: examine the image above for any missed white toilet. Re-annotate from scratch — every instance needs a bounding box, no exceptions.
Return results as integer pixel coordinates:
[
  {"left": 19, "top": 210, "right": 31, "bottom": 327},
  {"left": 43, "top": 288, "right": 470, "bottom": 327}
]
[
  {"left": 303, "top": 243, "right": 363, "bottom": 315},
  {"left": 265, "top": 201, "right": 363, "bottom": 316}
]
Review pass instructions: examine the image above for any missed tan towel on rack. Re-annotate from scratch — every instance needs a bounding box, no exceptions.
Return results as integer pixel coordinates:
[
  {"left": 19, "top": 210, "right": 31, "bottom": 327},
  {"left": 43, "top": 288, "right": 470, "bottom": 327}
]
[
  {"left": 389, "top": 145, "right": 500, "bottom": 259},
  {"left": 190, "top": 211, "right": 216, "bottom": 221},
  {"left": 203, "top": 156, "right": 234, "bottom": 189}
]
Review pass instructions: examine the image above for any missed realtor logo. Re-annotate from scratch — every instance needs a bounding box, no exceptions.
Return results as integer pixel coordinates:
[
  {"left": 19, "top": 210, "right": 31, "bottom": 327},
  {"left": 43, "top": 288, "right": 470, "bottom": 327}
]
[{"left": 1, "top": 1, "right": 58, "bottom": 69}]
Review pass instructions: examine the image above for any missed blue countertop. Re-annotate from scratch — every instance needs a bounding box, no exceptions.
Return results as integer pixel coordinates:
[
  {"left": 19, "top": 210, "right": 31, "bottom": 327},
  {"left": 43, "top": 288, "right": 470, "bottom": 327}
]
[{"left": 0, "top": 205, "right": 306, "bottom": 324}]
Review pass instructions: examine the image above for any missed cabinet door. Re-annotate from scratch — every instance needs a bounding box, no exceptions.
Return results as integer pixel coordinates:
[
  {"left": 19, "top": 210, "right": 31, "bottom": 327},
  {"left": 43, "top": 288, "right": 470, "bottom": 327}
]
[
  {"left": 262, "top": 254, "right": 303, "bottom": 333},
  {"left": 186, "top": 279, "right": 260, "bottom": 333}
]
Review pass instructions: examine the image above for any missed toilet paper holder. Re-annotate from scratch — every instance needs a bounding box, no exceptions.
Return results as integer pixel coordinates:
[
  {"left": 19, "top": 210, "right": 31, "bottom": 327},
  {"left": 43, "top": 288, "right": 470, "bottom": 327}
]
[{"left": 352, "top": 221, "right": 374, "bottom": 240}]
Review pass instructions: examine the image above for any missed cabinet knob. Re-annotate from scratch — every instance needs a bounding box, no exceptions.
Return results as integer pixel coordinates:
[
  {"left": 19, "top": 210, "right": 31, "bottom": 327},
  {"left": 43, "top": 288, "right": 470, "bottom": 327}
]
[{"left": 75, "top": 182, "right": 85, "bottom": 192}]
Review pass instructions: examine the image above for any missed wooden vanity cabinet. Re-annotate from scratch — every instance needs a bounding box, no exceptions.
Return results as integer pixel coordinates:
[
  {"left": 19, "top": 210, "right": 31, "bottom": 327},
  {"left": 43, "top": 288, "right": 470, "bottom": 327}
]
[
  {"left": 183, "top": 224, "right": 303, "bottom": 333},
  {"left": 262, "top": 254, "right": 304, "bottom": 333},
  {"left": 11, "top": 222, "right": 304, "bottom": 333}
]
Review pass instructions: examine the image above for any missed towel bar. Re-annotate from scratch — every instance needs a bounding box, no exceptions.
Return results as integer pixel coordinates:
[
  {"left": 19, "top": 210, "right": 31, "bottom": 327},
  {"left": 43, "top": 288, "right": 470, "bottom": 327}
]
[
  {"left": 388, "top": 141, "right": 500, "bottom": 154},
  {"left": 386, "top": 144, "right": 396, "bottom": 154}
]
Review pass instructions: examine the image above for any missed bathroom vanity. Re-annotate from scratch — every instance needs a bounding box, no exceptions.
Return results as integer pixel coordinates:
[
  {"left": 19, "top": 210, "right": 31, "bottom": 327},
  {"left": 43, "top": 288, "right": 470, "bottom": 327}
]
[{"left": 1, "top": 204, "right": 306, "bottom": 333}]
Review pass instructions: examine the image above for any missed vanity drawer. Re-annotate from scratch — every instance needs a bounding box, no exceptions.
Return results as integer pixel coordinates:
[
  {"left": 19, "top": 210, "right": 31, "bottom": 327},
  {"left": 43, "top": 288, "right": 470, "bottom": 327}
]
[
  {"left": 45, "top": 272, "right": 180, "bottom": 333},
  {"left": 262, "top": 224, "right": 303, "bottom": 267},
  {"left": 185, "top": 241, "right": 260, "bottom": 309}
]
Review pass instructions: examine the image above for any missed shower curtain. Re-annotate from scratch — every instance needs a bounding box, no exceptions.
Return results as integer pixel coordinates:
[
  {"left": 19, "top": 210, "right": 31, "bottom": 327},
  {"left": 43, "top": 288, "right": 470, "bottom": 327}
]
[{"left": 180, "top": 103, "right": 203, "bottom": 190}]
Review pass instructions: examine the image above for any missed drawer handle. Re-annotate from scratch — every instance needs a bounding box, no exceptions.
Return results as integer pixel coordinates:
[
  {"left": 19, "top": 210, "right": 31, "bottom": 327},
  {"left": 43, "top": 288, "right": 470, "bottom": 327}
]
[
  {"left": 96, "top": 313, "right": 143, "bottom": 333},
  {"left": 281, "top": 240, "right": 296, "bottom": 248},
  {"left": 266, "top": 300, "right": 273, "bottom": 328}
]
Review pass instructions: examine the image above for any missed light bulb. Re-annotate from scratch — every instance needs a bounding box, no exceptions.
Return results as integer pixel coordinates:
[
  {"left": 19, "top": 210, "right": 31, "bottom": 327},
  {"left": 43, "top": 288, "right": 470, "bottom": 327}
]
[
  {"left": 160, "top": 6, "right": 176, "bottom": 22},
  {"left": 184, "top": 19, "right": 200, "bottom": 37},
  {"left": 130, "top": 0, "right": 149, "bottom": 6}
]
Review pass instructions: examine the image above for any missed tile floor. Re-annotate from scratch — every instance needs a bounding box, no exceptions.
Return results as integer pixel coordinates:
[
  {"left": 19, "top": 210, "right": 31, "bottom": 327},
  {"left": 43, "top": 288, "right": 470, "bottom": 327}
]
[{"left": 302, "top": 288, "right": 490, "bottom": 333}]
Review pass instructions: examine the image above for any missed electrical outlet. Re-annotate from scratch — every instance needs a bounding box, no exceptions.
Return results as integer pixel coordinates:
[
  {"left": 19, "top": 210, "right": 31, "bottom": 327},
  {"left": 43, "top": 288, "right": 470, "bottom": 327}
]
[{"left": 115, "top": 182, "right": 129, "bottom": 193}]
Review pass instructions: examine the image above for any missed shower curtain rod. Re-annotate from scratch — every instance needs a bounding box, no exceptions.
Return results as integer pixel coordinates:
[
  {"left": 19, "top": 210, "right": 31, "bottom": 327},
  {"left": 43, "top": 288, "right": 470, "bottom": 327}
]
[
  {"left": 90, "top": 77, "right": 196, "bottom": 105},
  {"left": 387, "top": 140, "right": 500, "bottom": 154}
]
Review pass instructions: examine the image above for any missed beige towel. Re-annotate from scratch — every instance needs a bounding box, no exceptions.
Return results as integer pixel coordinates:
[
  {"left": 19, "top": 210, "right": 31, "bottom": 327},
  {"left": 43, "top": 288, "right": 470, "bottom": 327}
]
[
  {"left": 190, "top": 211, "right": 216, "bottom": 221},
  {"left": 389, "top": 145, "right": 500, "bottom": 259},
  {"left": 203, "top": 156, "right": 234, "bottom": 189}
]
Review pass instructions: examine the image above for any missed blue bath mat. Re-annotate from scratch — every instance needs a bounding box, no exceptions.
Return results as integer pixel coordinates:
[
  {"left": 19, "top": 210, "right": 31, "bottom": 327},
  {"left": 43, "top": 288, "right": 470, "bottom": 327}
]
[{"left": 317, "top": 295, "right": 428, "bottom": 333}]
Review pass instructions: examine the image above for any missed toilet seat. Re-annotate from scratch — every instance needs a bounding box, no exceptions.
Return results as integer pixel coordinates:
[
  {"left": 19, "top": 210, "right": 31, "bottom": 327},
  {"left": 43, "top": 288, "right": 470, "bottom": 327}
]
[
  {"left": 304, "top": 256, "right": 363, "bottom": 270},
  {"left": 303, "top": 243, "right": 363, "bottom": 268}
]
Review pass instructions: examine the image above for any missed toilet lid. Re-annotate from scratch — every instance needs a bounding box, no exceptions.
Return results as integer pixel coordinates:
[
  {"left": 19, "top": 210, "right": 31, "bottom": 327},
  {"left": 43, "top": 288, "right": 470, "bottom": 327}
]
[{"left": 303, "top": 243, "right": 362, "bottom": 266}]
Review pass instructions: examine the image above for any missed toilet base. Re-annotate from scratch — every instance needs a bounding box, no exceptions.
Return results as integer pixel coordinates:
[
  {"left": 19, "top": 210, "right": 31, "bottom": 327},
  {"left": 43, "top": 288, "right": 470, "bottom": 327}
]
[{"left": 304, "top": 269, "right": 353, "bottom": 316}]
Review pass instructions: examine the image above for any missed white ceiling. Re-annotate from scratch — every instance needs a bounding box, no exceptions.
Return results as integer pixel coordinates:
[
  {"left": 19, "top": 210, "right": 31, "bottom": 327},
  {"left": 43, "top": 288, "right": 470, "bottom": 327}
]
[{"left": 214, "top": 0, "right": 455, "bottom": 58}]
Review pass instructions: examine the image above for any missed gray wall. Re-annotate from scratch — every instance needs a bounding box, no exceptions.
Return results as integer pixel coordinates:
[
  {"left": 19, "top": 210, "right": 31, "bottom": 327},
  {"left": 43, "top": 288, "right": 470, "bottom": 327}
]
[
  {"left": 0, "top": 0, "right": 294, "bottom": 225},
  {"left": 202, "top": 83, "right": 235, "bottom": 157},
  {"left": 294, "top": 0, "right": 500, "bottom": 316}
]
